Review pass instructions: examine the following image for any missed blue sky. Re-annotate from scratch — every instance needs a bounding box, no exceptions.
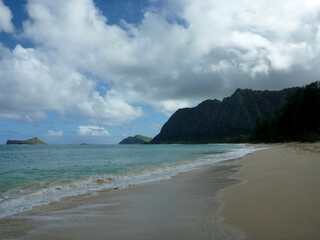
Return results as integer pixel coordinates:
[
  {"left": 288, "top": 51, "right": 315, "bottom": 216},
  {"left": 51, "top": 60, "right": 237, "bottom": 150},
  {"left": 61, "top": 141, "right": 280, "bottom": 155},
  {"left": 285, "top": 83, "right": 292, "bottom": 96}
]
[{"left": 0, "top": 0, "right": 319, "bottom": 144}]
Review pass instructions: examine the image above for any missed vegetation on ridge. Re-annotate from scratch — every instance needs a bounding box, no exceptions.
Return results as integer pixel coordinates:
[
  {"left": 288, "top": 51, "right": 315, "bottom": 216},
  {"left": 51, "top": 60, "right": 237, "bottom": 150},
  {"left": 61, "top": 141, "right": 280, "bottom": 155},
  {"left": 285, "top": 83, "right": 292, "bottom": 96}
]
[
  {"left": 252, "top": 81, "right": 320, "bottom": 143},
  {"left": 150, "top": 87, "right": 298, "bottom": 144}
]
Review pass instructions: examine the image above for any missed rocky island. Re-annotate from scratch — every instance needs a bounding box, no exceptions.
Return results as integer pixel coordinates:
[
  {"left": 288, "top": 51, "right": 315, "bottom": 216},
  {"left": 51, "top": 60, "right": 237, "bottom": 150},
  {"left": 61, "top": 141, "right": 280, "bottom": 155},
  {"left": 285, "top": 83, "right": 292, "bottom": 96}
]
[
  {"left": 6, "top": 137, "right": 47, "bottom": 145},
  {"left": 119, "top": 135, "right": 152, "bottom": 144}
]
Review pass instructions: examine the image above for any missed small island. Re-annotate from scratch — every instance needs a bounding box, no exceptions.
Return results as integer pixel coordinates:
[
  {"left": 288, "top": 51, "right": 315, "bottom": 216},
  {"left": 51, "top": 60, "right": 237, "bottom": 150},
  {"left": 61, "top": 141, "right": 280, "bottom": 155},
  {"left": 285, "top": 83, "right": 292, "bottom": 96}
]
[
  {"left": 119, "top": 135, "right": 152, "bottom": 144},
  {"left": 6, "top": 137, "right": 47, "bottom": 145}
]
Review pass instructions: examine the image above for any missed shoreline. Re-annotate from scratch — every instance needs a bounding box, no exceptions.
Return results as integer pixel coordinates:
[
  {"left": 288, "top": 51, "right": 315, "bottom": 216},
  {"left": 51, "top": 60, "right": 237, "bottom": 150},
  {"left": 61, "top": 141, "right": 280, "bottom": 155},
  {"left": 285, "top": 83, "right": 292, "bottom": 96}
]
[
  {"left": 0, "top": 157, "right": 247, "bottom": 239},
  {"left": 0, "top": 144, "right": 259, "bottom": 220},
  {"left": 2, "top": 143, "right": 318, "bottom": 239},
  {"left": 220, "top": 142, "right": 320, "bottom": 240}
]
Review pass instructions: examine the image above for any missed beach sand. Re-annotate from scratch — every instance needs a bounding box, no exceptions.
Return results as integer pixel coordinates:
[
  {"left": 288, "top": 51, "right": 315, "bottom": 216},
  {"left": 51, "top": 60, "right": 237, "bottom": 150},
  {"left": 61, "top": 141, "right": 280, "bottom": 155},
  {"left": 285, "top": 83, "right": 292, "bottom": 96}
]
[
  {"left": 220, "top": 143, "right": 320, "bottom": 240},
  {"left": 1, "top": 143, "right": 319, "bottom": 239},
  {"left": 0, "top": 160, "right": 244, "bottom": 240}
]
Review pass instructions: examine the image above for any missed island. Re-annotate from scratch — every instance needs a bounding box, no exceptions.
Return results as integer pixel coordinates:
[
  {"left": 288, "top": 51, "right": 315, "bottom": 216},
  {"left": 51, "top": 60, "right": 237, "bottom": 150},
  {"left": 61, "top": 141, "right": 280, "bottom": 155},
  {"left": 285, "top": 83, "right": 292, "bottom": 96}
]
[
  {"left": 6, "top": 137, "right": 47, "bottom": 145},
  {"left": 119, "top": 135, "right": 152, "bottom": 144}
]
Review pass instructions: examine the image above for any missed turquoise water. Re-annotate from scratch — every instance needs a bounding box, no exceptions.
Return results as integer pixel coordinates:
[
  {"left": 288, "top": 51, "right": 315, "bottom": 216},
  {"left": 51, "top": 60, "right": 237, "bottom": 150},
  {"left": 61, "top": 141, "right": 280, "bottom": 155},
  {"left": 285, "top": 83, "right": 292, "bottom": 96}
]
[{"left": 0, "top": 144, "right": 258, "bottom": 218}]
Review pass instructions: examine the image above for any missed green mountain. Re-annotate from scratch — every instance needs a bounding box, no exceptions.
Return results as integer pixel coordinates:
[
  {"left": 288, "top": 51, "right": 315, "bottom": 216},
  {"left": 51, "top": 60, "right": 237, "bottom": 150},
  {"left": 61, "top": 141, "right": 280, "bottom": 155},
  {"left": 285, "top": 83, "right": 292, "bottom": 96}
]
[
  {"left": 252, "top": 81, "right": 320, "bottom": 142},
  {"left": 6, "top": 137, "right": 47, "bottom": 145},
  {"left": 119, "top": 135, "right": 152, "bottom": 144},
  {"left": 150, "top": 87, "right": 298, "bottom": 144}
]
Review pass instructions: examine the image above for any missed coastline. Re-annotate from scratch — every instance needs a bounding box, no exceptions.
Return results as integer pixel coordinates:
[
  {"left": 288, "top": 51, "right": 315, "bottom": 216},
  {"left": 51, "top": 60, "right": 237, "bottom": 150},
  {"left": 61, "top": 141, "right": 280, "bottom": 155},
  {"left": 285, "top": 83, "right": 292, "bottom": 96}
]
[
  {"left": 0, "top": 144, "right": 256, "bottom": 219},
  {"left": 0, "top": 156, "right": 246, "bottom": 240},
  {"left": 2, "top": 143, "right": 319, "bottom": 239},
  {"left": 220, "top": 142, "right": 320, "bottom": 240}
]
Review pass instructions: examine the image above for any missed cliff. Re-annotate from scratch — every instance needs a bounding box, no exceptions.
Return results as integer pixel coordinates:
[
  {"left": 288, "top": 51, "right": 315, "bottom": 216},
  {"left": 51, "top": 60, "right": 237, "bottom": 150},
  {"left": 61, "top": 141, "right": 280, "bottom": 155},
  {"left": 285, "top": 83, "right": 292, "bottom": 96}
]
[
  {"left": 151, "top": 87, "right": 298, "bottom": 143},
  {"left": 6, "top": 137, "right": 47, "bottom": 145},
  {"left": 119, "top": 135, "right": 152, "bottom": 144}
]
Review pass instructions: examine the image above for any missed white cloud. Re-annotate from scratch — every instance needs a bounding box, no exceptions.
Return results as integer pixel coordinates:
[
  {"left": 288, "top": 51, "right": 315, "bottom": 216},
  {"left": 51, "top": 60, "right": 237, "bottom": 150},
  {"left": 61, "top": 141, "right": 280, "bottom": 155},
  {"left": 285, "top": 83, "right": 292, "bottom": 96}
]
[
  {"left": 77, "top": 125, "right": 110, "bottom": 136},
  {"left": 152, "top": 99, "right": 192, "bottom": 116},
  {"left": 0, "top": 0, "right": 14, "bottom": 33},
  {"left": 0, "top": 43, "right": 143, "bottom": 125},
  {"left": 46, "top": 130, "right": 63, "bottom": 137},
  {"left": 1, "top": 0, "right": 320, "bottom": 125}
]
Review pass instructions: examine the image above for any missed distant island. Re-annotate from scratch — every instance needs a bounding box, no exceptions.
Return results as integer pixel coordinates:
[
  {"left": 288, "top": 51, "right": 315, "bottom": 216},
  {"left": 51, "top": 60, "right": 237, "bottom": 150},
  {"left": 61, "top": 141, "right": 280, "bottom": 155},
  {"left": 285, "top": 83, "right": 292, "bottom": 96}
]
[
  {"left": 119, "top": 135, "right": 152, "bottom": 144},
  {"left": 6, "top": 137, "right": 47, "bottom": 145}
]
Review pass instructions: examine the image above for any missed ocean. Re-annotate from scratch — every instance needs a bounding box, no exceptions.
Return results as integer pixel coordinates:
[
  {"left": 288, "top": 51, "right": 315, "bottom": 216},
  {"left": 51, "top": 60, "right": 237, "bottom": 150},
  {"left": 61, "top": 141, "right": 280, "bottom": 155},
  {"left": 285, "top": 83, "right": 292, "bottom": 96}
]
[{"left": 0, "top": 144, "right": 259, "bottom": 218}]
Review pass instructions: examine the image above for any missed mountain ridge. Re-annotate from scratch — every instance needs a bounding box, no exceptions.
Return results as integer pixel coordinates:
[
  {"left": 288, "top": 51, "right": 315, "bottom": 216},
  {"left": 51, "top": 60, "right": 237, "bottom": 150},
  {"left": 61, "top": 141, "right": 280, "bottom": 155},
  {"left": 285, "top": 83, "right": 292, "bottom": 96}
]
[{"left": 150, "top": 87, "right": 299, "bottom": 144}]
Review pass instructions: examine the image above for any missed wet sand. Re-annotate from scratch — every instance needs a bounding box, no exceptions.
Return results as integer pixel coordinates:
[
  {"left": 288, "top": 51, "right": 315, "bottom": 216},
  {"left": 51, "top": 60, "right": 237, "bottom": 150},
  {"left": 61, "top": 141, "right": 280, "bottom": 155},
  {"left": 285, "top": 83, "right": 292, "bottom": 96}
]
[
  {"left": 220, "top": 143, "right": 320, "bottom": 240},
  {"left": 0, "top": 160, "right": 245, "bottom": 240}
]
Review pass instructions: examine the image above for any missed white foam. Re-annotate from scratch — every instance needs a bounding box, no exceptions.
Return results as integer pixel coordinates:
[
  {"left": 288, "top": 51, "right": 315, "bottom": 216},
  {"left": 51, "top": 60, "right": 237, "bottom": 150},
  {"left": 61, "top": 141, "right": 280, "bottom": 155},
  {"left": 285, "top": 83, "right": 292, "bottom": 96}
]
[{"left": 0, "top": 145, "right": 265, "bottom": 218}]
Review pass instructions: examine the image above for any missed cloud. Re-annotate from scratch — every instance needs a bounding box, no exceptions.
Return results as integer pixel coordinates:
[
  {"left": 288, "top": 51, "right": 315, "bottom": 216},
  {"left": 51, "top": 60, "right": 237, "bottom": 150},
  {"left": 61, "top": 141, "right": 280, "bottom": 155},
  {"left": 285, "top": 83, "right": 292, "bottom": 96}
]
[
  {"left": 1, "top": 0, "right": 320, "bottom": 126},
  {"left": 77, "top": 125, "right": 110, "bottom": 136},
  {"left": 46, "top": 130, "right": 63, "bottom": 137},
  {"left": 0, "top": 0, "right": 143, "bottom": 125},
  {"left": 0, "top": 0, "right": 14, "bottom": 33},
  {"left": 0, "top": 43, "right": 143, "bottom": 125}
]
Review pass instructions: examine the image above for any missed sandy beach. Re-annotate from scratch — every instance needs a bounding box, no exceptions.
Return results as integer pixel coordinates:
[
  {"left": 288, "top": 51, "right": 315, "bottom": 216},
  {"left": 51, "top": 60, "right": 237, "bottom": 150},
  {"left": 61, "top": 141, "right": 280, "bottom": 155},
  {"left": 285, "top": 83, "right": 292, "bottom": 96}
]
[
  {"left": 220, "top": 143, "right": 320, "bottom": 240},
  {"left": 0, "top": 159, "right": 244, "bottom": 240},
  {"left": 1, "top": 143, "right": 319, "bottom": 239}
]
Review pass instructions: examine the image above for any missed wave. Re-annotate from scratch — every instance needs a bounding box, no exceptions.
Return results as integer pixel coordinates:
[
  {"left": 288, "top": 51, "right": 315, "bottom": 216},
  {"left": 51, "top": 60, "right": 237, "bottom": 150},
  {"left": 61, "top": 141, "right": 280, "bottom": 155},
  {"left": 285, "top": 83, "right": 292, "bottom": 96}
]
[{"left": 0, "top": 145, "right": 264, "bottom": 218}]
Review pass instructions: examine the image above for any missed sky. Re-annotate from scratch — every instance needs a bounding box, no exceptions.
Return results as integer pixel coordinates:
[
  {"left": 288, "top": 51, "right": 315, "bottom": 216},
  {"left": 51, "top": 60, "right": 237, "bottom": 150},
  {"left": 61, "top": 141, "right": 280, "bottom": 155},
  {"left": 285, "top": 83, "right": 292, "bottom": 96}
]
[{"left": 0, "top": 0, "right": 319, "bottom": 144}]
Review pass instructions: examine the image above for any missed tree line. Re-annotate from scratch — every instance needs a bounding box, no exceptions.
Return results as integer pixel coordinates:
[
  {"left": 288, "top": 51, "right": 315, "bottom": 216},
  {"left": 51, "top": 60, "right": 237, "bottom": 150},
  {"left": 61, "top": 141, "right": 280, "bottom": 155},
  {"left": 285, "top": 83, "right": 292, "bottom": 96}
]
[{"left": 251, "top": 81, "right": 320, "bottom": 143}]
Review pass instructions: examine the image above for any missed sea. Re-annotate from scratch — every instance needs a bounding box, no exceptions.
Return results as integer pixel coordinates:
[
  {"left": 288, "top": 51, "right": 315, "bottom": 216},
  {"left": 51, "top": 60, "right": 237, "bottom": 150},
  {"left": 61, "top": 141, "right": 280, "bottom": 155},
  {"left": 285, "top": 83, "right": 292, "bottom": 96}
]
[{"left": 0, "top": 144, "right": 260, "bottom": 219}]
